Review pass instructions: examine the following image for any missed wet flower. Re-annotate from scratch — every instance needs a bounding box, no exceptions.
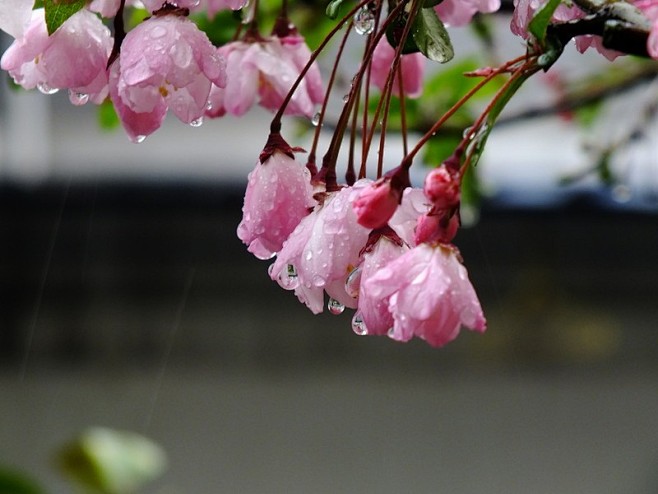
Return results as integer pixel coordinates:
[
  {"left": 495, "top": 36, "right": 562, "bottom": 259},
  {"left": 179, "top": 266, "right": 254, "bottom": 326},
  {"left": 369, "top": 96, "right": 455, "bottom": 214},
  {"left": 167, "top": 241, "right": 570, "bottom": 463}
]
[
  {"left": 423, "top": 166, "right": 460, "bottom": 210},
  {"left": 112, "top": 14, "right": 226, "bottom": 139},
  {"left": 435, "top": 0, "right": 500, "bottom": 27},
  {"left": 0, "top": 0, "right": 34, "bottom": 39},
  {"left": 237, "top": 145, "right": 316, "bottom": 260},
  {"left": 362, "top": 243, "right": 486, "bottom": 347},
  {"left": 1, "top": 9, "right": 112, "bottom": 101},
  {"left": 353, "top": 179, "right": 402, "bottom": 229}
]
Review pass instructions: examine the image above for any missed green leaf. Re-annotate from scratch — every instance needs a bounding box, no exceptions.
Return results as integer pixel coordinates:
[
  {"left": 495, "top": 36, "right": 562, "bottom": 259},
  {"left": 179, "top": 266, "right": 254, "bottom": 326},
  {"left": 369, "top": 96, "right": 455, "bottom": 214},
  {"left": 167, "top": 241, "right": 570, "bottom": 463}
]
[
  {"left": 98, "top": 100, "right": 120, "bottom": 131},
  {"left": 44, "top": 0, "right": 87, "bottom": 35},
  {"left": 0, "top": 467, "right": 43, "bottom": 494},
  {"left": 528, "top": 0, "right": 561, "bottom": 44},
  {"left": 326, "top": 0, "right": 344, "bottom": 19},
  {"left": 412, "top": 8, "right": 454, "bottom": 63},
  {"left": 57, "top": 427, "right": 167, "bottom": 494},
  {"left": 386, "top": 12, "right": 421, "bottom": 54}
]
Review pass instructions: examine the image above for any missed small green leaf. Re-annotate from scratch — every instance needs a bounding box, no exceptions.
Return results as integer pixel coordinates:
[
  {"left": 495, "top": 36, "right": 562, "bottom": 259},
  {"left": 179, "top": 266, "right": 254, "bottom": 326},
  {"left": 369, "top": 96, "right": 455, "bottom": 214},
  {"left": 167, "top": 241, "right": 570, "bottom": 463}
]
[
  {"left": 57, "top": 427, "right": 167, "bottom": 494},
  {"left": 386, "top": 13, "right": 421, "bottom": 54},
  {"left": 326, "top": 0, "right": 344, "bottom": 19},
  {"left": 528, "top": 0, "right": 561, "bottom": 44},
  {"left": 44, "top": 0, "right": 87, "bottom": 35},
  {"left": 412, "top": 8, "right": 454, "bottom": 63},
  {"left": 98, "top": 100, "right": 120, "bottom": 131},
  {"left": 0, "top": 467, "right": 43, "bottom": 494}
]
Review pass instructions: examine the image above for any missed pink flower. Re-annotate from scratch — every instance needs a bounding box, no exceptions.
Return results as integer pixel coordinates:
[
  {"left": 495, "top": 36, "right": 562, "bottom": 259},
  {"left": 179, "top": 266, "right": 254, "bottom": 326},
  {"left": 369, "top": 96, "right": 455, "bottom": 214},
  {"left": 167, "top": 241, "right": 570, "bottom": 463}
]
[
  {"left": 353, "top": 179, "right": 401, "bottom": 229},
  {"left": 362, "top": 243, "right": 486, "bottom": 347},
  {"left": 388, "top": 187, "right": 430, "bottom": 246},
  {"left": 237, "top": 148, "right": 316, "bottom": 260},
  {"left": 370, "top": 38, "right": 425, "bottom": 98},
  {"left": 217, "top": 34, "right": 322, "bottom": 117},
  {"left": 511, "top": 0, "right": 580, "bottom": 38},
  {"left": 435, "top": 0, "right": 500, "bottom": 27},
  {"left": 1, "top": 9, "right": 112, "bottom": 101},
  {"left": 423, "top": 166, "right": 460, "bottom": 209},
  {"left": 89, "top": 0, "right": 122, "bottom": 17},
  {"left": 0, "top": 0, "right": 34, "bottom": 39},
  {"left": 113, "top": 14, "right": 226, "bottom": 137},
  {"left": 356, "top": 235, "right": 409, "bottom": 335}
]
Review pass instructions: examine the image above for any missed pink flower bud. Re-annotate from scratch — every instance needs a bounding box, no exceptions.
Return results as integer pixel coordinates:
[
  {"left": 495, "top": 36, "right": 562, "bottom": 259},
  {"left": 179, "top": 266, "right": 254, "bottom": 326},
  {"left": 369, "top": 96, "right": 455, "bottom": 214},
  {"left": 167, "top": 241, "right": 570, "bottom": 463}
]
[
  {"left": 353, "top": 180, "right": 401, "bottom": 229},
  {"left": 423, "top": 167, "right": 460, "bottom": 209},
  {"left": 414, "top": 211, "right": 459, "bottom": 245}
]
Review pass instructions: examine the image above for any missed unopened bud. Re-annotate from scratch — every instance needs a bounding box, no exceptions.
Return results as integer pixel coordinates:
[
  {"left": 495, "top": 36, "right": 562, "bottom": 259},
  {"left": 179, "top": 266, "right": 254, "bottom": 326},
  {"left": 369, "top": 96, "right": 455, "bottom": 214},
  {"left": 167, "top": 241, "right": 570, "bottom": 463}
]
[{"left": 424, "top": 167, "right": 460, "bottom": 209}]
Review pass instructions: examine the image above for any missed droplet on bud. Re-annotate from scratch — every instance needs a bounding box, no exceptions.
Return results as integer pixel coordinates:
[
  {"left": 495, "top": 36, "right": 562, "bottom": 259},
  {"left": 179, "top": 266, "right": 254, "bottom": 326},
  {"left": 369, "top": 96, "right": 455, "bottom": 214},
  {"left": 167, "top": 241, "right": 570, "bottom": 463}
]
[
  {"left": 135, "top": 135, "right": 147, "bottom": 143},
  {"left": 351, "top": 312, "right": 368, "bottom": 335},
  {"left": 328, "top": 298, "right": 345, "bottom": 315},
  {"left": 68, "top": 90, "right": 89, "bottom": 106},
  {"left": 354, "top": 7, "right": 375, "bottom": 35},
  {"left": 311, "top": 112, "right": 321, "bottom": 127},
  {"left": 278, "top": 264, "right": 300, "bottom": 290},
  {"left": 342, "top": 94, "right": 350, "bottom": 103},
  {"left": 190, "top": 117, "right": 204, "bottom": 127},
  {"left": 345, "top": 267, "right": 361, "bottom": 298},
  {"left": 37, "top": 82, "right": 59, "bottom": 95}
]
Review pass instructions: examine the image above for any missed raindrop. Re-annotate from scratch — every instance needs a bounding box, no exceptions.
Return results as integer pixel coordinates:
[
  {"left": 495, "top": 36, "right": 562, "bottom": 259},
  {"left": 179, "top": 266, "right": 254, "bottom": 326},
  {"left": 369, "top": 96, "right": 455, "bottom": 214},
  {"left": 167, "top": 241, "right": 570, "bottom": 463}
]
[
  {"left": 311, "top": 112, "right": 322, "bottom": 126},
  {"left": 354, "top": 6, "right": 375, "bottom": 35},
  {"left": 68, "top": 90, "right": 89, "bottom": 106},
  {"left": 342, "top": 94, "right": 350, "bottom": 103},
  {"left": 136, "top": 135, "right": 147, "bottom": 143},
  {"left": 387, "top": 327, "right": 395, "bottom": 338},
  {"left": 351, "top": 312, "right": 368, "bottom": 335},
  {"left": 37, "top": 82, "right": 58, "bottom": 95},
  {"left": 612, "top": 184, "right": 632, "bottom": 203},
  {"left": 150, "top": 25, "right": 167, "bottom": 39},
  {"left": 328, "top": 298, "right": 345, "bottom": 315},
  {"left": 345, "top": 267, "right": 361, "bottom": 298},
  {"left": 190, "top": 117, "right": 204, "bottom": 127},
  {"left": 279, "top": 264, "right": 300, "bottom": 290},
  {"left": 312, "top": 274, "right": 325, "bottom": 287},
  {"left": 206, "top": 100, "right": 213, "bottom": 111}
]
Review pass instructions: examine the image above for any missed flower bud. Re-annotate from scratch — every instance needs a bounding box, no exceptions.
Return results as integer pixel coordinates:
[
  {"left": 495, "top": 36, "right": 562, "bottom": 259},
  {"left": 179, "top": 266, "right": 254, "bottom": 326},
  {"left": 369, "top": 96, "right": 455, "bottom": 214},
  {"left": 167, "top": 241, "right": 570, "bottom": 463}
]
[
  {"left": 353, "top": 180, "right": 401, "bottom": 229},
  {"left": 423, "top": 167, "right": 460, "bottom": 209},
  {"left": 414, "top": 211, "right": 459, "bottom": 245}
]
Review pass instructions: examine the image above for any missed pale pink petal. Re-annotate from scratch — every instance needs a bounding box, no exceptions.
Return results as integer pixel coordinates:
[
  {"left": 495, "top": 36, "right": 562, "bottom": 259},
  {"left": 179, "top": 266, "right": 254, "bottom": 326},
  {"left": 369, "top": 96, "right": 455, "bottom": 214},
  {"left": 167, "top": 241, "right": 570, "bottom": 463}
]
[
  {"left": 0, "top": 0, "right": 33, "bottom": 39},
  {"left": 370, "top": 38, "right": 424, "bottom": 98}
]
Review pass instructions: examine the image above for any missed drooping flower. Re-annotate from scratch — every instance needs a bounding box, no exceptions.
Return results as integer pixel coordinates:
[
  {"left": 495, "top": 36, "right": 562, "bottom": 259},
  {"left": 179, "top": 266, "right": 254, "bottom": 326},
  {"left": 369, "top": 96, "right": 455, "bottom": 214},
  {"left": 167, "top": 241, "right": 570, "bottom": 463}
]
[
  {"left": 362, "top": 243, "right": 486, "bottom": 347},
  {"left": 214, "top": 33, "right": 322, "bottom": 117},
  {"left": 1, "top": 9, "right": 112, "bottom": 102},
  {"left": 354, "top": 179, "right": 401, "bottom": 229},
  {"left": 423, "top": 166, "right": 460, "bottom": 209},
  {"left": 112, "top": 13, "right": 226, "bottom": 140},
  {"left": 237, "top": 142, "right": 316, "bottom": 260},
  {"left": 370, "top": 38, "right": 425, "bottom": 98}
]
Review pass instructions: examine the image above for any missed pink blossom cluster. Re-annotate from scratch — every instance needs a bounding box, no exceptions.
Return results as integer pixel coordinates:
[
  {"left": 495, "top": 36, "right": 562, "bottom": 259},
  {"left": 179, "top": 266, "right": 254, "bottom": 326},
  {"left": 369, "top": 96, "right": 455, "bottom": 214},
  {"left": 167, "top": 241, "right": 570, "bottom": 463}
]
[
  {"left": 239, "top": 137, "right": 486, "bottom": 347},
  {"left": 0, "top": 3, "right": 322, "bottom": 142}
]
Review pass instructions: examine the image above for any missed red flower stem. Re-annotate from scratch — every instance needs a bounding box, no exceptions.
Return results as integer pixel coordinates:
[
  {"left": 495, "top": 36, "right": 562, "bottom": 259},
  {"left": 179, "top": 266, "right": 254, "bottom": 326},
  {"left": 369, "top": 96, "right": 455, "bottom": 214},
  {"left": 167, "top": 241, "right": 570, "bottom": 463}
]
[{"left": 400, "top": 55, "right": 529, "bottom": 170}]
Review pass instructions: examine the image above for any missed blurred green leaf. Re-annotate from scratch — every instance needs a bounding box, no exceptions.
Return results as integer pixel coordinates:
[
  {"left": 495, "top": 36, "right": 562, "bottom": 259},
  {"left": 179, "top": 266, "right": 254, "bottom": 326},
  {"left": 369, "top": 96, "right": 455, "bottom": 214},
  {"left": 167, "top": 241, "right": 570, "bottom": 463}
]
[
  {"left": 98, "top": 100, "right": 120, "bottom": 131},
  {"left": 0, "top": 468, "right": 43, "bottom": 494},
  {"left": 44, "top": 0, "right": 86, "bottom": 35},
  {"left": 325, "top": 0, "right": 344, "bottom": 19},
  {"left": 57, "top": 428, "right": 167, "bottom": 494}
]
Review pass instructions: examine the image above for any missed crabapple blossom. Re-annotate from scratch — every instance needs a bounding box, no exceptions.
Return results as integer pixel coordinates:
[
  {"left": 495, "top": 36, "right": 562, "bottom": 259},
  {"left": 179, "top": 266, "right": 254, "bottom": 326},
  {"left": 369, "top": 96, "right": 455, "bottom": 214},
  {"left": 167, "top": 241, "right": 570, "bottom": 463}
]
[
  {"left": 362, "top": 243, "right": 486, "bottom": 347},
  {"left": 388, "top": 188, "right": 430, "bottom": 246},
  {"left": 370, "top": 38, "right": 425, "bottom": 98},
  {"left": 237, "top": 146, "right": 316, "bottom": 260},
  {"left": 112, "top": 13, "right": 226, "bottom": 140},
  {"left": 1, "top": 9, "right": 112, "bottom": 103},
  {"left": 423, "top": 166, "right": 460, "bottom": 209},
  {"left": 212, "top": 33, "right": 322, "bottom": 117},
  {"left": 435, "top": 0, "right": 500, "bottom": 28},
  {"left": 353, "top": 179, "right": 401, "bottom": 229}
]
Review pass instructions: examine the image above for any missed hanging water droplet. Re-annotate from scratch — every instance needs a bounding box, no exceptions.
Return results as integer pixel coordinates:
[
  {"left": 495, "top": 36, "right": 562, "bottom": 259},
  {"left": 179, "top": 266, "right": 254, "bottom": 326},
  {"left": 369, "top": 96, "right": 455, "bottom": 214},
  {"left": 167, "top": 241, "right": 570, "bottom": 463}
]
[
  {"left": 206, "top": 100, "right": 213, "bottom": 111},
  {"left": 37, "top": 82, "right": 58, "bottom": 95},
  {"left": 279, "top": 264, "right": 300, "bottom": 290},
  {"left": 328, "top": 298, "right": 345, "bottom": 315},
  {"left": 345, "top": 267, "right": 362, "bottom": 298},
  {"left": 351, "top": 312, "right": 368, "bottom": 335},
  {"left": 68, "top": 90, "right": 89, "bottom": 105},
  {"left": 342, "top": 93, "right": 350, "bottom": 104},
  {"left": 135, "top": 135, "right": 147, "bottom": 143},
  {"left": 354, "top": 6, "right": 375, "bottom": 35},
  {"left": 190, "top": 116, "right": 204, "bottom": 127},
  {"left": 387, "top": 327, "right": 395, "bottom": 338},
  {"left": 311, "top": 112, "right": 321, "bottom": 127}
]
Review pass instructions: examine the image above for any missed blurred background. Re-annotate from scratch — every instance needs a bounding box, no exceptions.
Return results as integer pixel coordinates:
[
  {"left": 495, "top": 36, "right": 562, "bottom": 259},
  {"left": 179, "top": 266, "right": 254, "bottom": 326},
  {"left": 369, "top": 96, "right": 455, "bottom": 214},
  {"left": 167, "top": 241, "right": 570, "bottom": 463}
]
[{"left": 1, "top": 13, "right": 658, "bottom": 494}]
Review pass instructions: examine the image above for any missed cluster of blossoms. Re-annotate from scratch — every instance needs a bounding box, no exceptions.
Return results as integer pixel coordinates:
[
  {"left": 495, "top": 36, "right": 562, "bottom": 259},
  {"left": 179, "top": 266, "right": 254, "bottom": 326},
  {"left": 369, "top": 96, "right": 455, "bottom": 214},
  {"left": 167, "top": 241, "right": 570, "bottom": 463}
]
[
  {"left": 3, "top": 0, "right": 658, "bottom": 348},
  {"left": 0, "top": 0, "right": 323, "bottom": 142}
]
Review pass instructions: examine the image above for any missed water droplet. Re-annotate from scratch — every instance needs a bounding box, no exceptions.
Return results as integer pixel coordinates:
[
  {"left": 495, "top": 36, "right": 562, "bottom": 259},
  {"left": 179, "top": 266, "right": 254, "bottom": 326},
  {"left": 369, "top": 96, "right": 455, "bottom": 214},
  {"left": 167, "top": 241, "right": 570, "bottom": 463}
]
[
  {"left": 37, "top": 82, "right": 58, "bottom": 95},
  {"left": 345, "top": 267, "right": 361, "bottom": 298},
  {"left": 312, "top": 275, "right": 325, "bottom": 287},
  {"left": 342, "top": 93, "right": 350, "bottom": 103},
  {"left": 354, "top": 6, "right": 375, "bottom": 35},
  {"left": 68, "top": 90, "right": 89, "bottom": 106},
  {"left": 190, "top": 116, "right": 204, "bottom": 127},
  {"left": 328, "top": 298, "right": 345, "bottom": 315},
  {"left": 351, "top": 312, "right": 368, "bottom": 335},
  {"left": 311, "top": 112, "right": 321, "bottom": 126},
  {"left": 150, "top": 25, "right": 167, "bottom": 39},
  {"left": 304, "top": 250, "right": 313, "bottom": 261},
  {"left": 135, "top": 135, "right": 147, "bottom": 143},
  {"left": 387, "top": 327, "right": 395, "bottom": 338},
  {"left": 612, "top": 184, "right": 632, "bottom": 203},
  {"left": 206, "top": 100, "right": 213, "bottom": 111},
  {"left": 279, "top": 264, "right": 299, "bottom": 290}
]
